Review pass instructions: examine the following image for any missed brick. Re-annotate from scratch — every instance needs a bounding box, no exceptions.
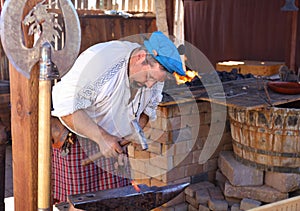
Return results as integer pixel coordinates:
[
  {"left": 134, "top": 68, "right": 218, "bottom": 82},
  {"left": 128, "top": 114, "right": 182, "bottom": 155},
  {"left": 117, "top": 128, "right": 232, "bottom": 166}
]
[
  {"left": 184, "top": 181, "right": 215, "bottom": 197},
  {"left": 230, "top": 203, "right": 241, "bottom": 211},
  {"left": 175, "top": 141, "right": 190, "bottom": 154},
  {"left": 240, "top": 198, "right": 262, "bottom": 210},
  {"left": 148, "top": 141, "right": 162, "bottom": 155},
  {"left": 146, "top": 162, "right": 167, "bottom": 178},
  {"left": 163, "top": 192, "right": 186, "bottom": 207},
  {"left": 173, "top": 103, "right": 194, "bottom": 116},
  {"left": 133, "top": 149, "right": 150, "bottom": 159},
  {"left": 169, "top": 105, "right": 181, "bottom": 117},
  {"left": 167, "top": 116, "right": 183, "bottom": 130},
  {"left": 198, "top": 204, "right": 210, "bottom": 211},
  {"left": 186, "top": 139, "right": 197, "bottom": 152},
  {"left": 127, "top": 144, "right": 135, "bottom": 158},
  {"left": 203, "top": 158, "right": 218, "bottom": 172},
  {"left": 192, "top": 150, "right": 202, "bottom": 163},
  {"left": 208, "top": 186, "right": 224, "bottom": 200},
  {"left": 186, "top": 195, "right": 199, "bottom": 208},
  {"left": 191, "top": 126, "right": 200, "bottom": 141},
  {"left": 174, "top": 203, "right": 188, "bottom": 211},
  {"left": 225, "top": 196, "right": 241, "bottom": 206},
  {"left": 198, "top": 125, "right": 210, "bottom": 138},
  {"left": 182, "top": 115, "right": 201, "bottom": 127},
  {"left": 207, "top": 170, "right": 217, "bottom": 183},
  {"left": 265, "top": 171, "right": 300, "bottom": 193},
  {"left": 150, "top": 153, "right": 173, "bottom": 170},
  {"left": 215, "top": 169, "right": 226, "bottom": 192},
  {"left": 148, "top": 128, "right": 170, "bottom": 144},
  {"left": 174, "top": 153, "right": 193, "bottom": 167},
  {"left": 218, "top": 151, "right": 263, "bottom": 186},
  {"left": 185, "top": 163, "right": 204, "bottom": 177},
  {"left": 162, "top": 166, "right": 185, "bottom": 183},
  {"left": 207, "top": 199, "right": 228, "bottom": 211},
  {"left": 224, "top": 181, "right": 288, "bottom": 203},
  {"left": 188, "top": 204, "right": 198, "bottom": 211},
  {"left": 195, "top": 188, "right": 210, "bottom": 204},
  {"left": 162, "top": 144, "right": 175, "bottom": 155},
  {"left": 131, "top": 170, "right": 151, "bottom": 183},
  {"left": 171, "top": 127, "right": 192, "bottom": 143},
  {"left": 129, "top": 158, "right": 149, "bottom": 173},
  {"left": 150, "top": 115, "right": 168, "bottom": 131}
]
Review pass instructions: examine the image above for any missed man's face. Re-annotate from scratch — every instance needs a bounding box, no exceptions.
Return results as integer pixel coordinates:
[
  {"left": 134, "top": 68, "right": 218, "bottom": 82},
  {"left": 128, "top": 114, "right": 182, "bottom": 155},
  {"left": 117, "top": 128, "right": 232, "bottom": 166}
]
[{"left": 129, "top": 58, "right": 167, "bottom": 89}]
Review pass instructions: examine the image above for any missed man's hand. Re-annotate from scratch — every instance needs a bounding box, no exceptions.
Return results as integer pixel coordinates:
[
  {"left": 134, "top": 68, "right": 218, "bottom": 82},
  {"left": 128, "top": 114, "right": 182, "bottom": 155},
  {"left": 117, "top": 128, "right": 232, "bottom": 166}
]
[
  {"left": 96, "top": 133, "right": 123, "bottom": 158},
  {"left": 81, "top": 139, "right": 131, "bottom": 166}
]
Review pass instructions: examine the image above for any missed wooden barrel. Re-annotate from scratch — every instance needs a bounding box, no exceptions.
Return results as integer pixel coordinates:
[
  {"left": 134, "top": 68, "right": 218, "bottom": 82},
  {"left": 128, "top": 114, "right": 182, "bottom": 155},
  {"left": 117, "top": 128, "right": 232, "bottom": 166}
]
[
  {"left": 0, "top": 80, "right": 10, "bottom": 131},
  {"left": 228, "top": 106, "right": 300, "bottom": 173}
]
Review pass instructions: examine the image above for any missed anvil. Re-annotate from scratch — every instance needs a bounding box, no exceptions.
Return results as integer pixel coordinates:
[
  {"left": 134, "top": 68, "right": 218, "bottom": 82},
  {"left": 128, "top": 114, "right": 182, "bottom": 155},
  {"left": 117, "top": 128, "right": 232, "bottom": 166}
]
[{"left": 68, "top": 182, "right": 189, "bottom": 211}]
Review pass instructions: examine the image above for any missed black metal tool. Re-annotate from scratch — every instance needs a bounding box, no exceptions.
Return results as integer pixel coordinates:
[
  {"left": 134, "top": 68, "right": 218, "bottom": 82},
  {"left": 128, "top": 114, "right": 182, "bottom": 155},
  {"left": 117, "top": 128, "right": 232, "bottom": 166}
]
[{"left": 68, "top": 182, "right": 189, "bottom": 211}]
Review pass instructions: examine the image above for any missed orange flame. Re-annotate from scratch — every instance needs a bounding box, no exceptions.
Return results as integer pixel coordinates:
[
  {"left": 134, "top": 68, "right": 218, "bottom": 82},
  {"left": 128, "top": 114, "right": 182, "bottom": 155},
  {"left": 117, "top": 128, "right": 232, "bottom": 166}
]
[
  {"left": 173, "top": 70, "right": 200, "bottom": 85},
  {"left": 131, "top": 180, "right": 141, "bottom": 192}
]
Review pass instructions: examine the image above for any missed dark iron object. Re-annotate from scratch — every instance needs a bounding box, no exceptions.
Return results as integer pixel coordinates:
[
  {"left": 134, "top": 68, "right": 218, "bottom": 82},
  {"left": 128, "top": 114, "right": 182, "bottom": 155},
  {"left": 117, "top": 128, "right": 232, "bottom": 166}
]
[
  {"left": 68, "top": 182, "right": 189, "bottom": 211},
  {"left": 281, "top": 0, "right": 299, "bottom": 11}
]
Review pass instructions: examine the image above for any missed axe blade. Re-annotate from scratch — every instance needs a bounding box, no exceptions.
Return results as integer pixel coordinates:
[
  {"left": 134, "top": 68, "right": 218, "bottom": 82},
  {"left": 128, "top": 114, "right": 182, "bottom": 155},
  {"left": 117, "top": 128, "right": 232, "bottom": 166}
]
[
  {"left": 0, "top": 0, "right": 81, "bottom": 79},
  {"left": 68, "top": 182, "right": 190, "bottom": 211}
]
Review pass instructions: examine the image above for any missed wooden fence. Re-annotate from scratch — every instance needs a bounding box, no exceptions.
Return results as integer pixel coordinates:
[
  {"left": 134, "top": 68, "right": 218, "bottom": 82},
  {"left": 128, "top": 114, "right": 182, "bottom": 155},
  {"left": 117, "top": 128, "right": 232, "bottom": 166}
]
[{"left": 70, "top": 0, "right": 155, "bottom": 12}]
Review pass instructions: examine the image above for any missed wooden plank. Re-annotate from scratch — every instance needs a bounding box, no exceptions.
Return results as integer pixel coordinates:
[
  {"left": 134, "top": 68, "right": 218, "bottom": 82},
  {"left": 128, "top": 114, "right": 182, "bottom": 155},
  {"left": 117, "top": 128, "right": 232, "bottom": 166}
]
[
  {"left": 216, "top": 61, "right": 284, "bottom": 76},
  {"left": 78, "top": 14, "right": 156, "bottom": 52},
  {"left": 9, "top": 1, "right": 39, "bottom": 210},
  {"left": 250, "top": 195, "right": 300, "bottom": 211}
]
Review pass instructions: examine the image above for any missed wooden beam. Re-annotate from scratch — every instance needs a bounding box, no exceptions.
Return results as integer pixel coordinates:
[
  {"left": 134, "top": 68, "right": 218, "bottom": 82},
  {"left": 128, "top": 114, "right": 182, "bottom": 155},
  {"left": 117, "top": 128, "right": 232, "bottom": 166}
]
[
  {"left": 154, "top": 0, "right": 168, "bottom": 35},
  {"left": 10, "top": 65, "right": 39, "bottom": 211},
  {"left": 10, "top": 0, "right": 39, "bottom": 210}
]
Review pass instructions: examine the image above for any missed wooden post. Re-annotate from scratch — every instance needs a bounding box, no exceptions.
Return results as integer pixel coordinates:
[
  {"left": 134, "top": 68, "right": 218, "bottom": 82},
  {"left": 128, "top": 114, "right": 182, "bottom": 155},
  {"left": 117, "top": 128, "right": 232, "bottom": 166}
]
[
  {"left": 154, "top": 0, "right": 168, "bottom": 35},
  {"left": 10, "top": 65, "right": 39, "bottom": 211},
  {"left": 10, "top": 1, "right": 39, "bottom": 210}
]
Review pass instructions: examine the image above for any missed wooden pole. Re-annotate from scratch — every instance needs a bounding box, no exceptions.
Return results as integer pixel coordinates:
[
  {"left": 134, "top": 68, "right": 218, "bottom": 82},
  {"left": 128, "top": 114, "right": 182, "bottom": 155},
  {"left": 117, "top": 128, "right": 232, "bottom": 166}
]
[
  {"left": 37, "top": 42, "right": 53, "bottom": 210},
  {"left": 37, "top": 81, "right": 51, "bottom": 210}
]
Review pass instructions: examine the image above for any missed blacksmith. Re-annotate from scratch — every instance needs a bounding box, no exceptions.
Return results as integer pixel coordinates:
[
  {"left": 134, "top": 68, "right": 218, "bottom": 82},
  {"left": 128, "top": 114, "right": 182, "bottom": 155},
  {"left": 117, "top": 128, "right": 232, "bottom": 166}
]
[{"left": 51, "top": 31, "right": 185, "bottom": 203}]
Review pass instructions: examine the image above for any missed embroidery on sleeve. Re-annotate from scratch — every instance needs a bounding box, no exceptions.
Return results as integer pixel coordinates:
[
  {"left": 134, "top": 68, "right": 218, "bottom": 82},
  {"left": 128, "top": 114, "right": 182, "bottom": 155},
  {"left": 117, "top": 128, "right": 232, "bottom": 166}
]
[{"left": 74, "top": 58, "right": 126, "bottom": 110}]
